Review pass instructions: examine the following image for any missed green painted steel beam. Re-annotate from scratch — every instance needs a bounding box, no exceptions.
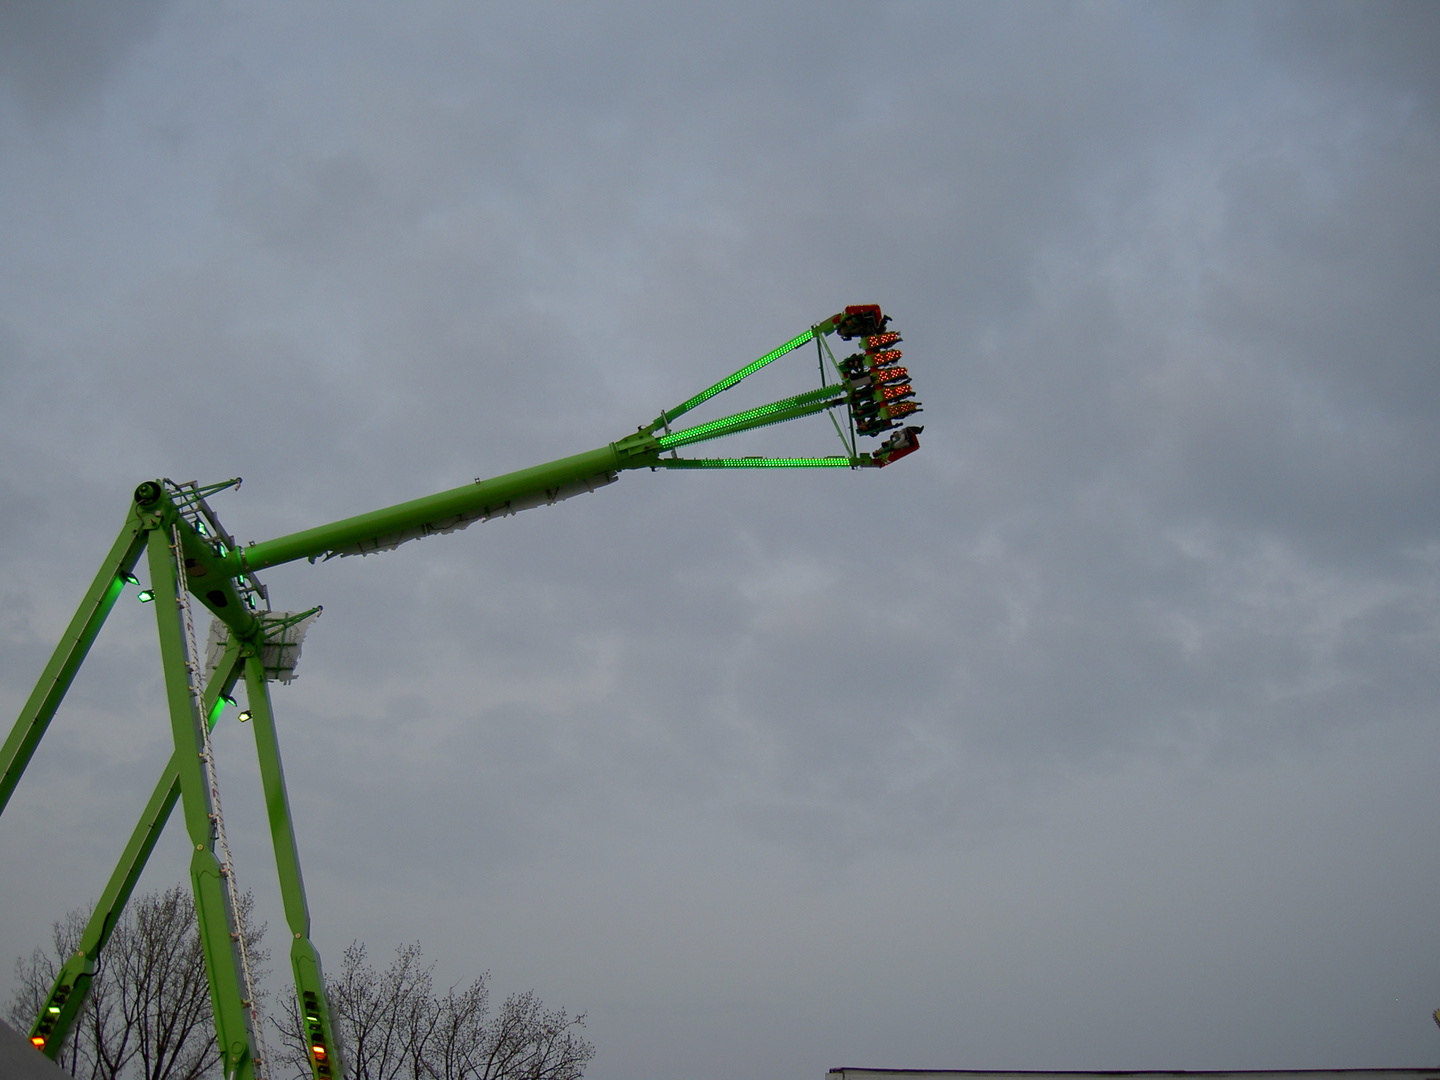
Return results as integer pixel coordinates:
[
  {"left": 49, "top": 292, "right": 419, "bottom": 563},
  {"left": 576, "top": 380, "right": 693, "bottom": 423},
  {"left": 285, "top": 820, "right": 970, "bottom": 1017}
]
[
  {"left": 244, "top": 653, "right": 339, "bottom": 1080},
  {"left": 243, "top": 654, "right": 310, "bottom": 934},
  {"left": 233, "top": 444, "right": 645, "bottom": 573},
  {"left": 28, "top": 642, "right": 245, "bottom": 1059},
  {"left": 0, "top": 508, "right": 147, "bottom": 817},
  {"left": 147, "top": 528, "right": 257, "bottom": 1080}
]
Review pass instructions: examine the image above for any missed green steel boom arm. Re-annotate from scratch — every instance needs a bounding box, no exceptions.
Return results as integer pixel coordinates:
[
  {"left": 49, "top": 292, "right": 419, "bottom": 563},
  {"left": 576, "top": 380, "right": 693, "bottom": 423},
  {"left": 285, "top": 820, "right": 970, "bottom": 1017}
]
[
  {"left": 233, "top": 395, "right": 856, "bottom": 572},
  {"left": 235, "top": 443, "right": 631, "bottom": 572},
  {"left": 228, "top": 314, "right": 897, "bottom": 575}
]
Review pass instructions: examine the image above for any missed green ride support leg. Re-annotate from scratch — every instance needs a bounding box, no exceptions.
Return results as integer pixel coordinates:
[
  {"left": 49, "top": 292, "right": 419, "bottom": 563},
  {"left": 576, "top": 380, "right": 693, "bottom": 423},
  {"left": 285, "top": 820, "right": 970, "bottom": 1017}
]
[
  {"left": 0, "top": 507, "right": 146, "bottom": 816},
  {"left": 147, "top": 528, "right": 257, "bottom": 1080},
  {"left": 243, "top": 653, "right": 340, "bottom": 1079},
  {"left": 27, "top": 641, "right": 245, "bottom": 1059}
]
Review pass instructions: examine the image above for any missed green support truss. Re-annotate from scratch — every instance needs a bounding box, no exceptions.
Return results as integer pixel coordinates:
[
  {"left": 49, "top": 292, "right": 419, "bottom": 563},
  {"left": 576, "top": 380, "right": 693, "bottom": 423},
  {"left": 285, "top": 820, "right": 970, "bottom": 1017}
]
[{"left": 0, "top": 306, "right": 922, "bottom": 1079}]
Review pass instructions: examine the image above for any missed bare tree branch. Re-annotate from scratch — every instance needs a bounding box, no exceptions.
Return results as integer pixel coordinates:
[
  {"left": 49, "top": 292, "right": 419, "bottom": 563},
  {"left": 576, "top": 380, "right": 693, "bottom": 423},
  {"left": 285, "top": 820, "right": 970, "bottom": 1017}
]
[
  {"left": 270, "top": 942, "right": 594, "bottom": 1080},
  {"left": 8, "top": 886, "right": 267, "bottom": 1080}
]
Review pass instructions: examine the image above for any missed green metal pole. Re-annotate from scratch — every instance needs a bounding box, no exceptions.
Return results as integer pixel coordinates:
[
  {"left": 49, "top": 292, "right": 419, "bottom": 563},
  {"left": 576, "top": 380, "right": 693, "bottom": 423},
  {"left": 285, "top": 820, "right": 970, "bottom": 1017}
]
[
  {"left": 0, "top": 507, "right": 147, "bottom": 816},
  {"left": 147, "top": 527, "right": 257, "bottom": 1080},
  {"left": 243, "top": 653, "right": 340, "bottom": 1080},
  {"left": 27, "top": 640, "right": 246, "bottom": 1058}
]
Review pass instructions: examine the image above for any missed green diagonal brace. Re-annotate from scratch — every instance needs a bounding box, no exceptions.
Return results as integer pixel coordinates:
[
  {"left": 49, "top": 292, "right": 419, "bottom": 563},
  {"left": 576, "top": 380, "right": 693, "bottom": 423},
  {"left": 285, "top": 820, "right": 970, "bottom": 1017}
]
[
  {"left": 1, "top": 506, "right": 147, "bottom": 816},
  {"left": 28, "top": 639, "right": 245, "bottom": 1058}
]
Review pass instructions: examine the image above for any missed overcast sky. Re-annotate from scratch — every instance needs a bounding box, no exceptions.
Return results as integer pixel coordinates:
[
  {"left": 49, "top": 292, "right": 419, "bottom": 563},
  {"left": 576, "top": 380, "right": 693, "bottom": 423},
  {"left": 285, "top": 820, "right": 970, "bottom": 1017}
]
[{"left": 2, "top": 2, "right": 1439, "bottom": 1077}]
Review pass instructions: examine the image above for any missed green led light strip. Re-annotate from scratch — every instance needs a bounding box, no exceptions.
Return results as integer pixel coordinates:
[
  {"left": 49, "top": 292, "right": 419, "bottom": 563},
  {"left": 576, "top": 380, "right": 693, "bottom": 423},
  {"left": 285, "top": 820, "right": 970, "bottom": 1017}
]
[
  {"left": 657, "top": 456, "right": 856, "bottom": 469},
  {"left": 658, "top": 385, "right": 846, "bottom": 449},
  {"left": 667, "top": 329, "right": 816, "bottom": 420}
]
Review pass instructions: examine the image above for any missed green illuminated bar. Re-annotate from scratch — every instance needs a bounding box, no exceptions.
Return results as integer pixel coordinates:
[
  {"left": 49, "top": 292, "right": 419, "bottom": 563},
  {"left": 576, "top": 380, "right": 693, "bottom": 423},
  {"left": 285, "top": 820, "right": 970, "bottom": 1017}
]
[
  {"left": 658, "top": 385, "right": 846, "bottom": 449},
  {"left": 656, "top": 329, "right": 816, "bottom": 430},
  {"left": 656, "top": 456, "right": 858, "bottom": 469}
]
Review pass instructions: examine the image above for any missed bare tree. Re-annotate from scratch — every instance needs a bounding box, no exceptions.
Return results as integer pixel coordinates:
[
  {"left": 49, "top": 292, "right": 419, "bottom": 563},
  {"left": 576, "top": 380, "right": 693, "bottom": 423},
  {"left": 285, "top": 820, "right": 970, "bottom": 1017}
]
[
  {"left": 9, "top": 885, "right": 268, "bottom": 1080},
  {"left": 457, "top": 989, "right": 593, "bottom": 1080},
  {"left": 271, "top": 942, "right": 594, "bottom": 1080}
]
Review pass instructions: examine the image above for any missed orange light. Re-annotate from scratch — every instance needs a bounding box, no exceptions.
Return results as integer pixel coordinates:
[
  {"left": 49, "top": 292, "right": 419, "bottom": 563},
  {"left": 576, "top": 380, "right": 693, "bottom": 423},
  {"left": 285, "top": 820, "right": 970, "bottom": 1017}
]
[
  {"left": 880, "top": 383, "right": 914, "bottom": 401},
  {"left": 312, "top": 1046, "right": 327, "bottom": 1059},
  {"left": 31, "top": 1036, "right": 46, "bottom": 1048},
  {"left": 867, "top": 349, "right": 903, "bottom": 366}
]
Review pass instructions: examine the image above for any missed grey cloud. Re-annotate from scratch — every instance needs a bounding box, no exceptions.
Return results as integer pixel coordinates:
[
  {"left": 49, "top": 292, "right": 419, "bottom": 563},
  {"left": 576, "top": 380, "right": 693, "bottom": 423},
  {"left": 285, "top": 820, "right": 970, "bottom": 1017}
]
[
  {"left": 1260, "top": 0, "right": 1440, "bottom": 116},
  {"left": 0, "top": 0, "right": 171, "bottom": 120}
]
